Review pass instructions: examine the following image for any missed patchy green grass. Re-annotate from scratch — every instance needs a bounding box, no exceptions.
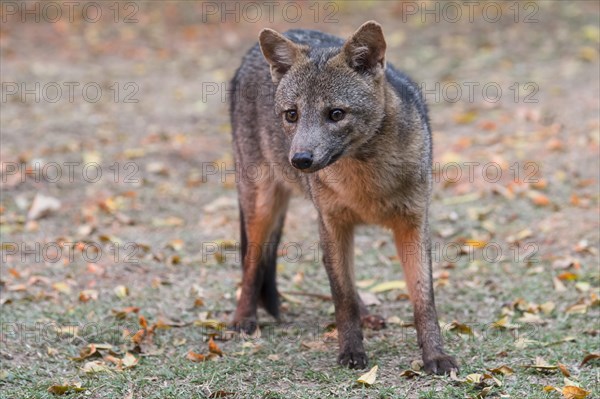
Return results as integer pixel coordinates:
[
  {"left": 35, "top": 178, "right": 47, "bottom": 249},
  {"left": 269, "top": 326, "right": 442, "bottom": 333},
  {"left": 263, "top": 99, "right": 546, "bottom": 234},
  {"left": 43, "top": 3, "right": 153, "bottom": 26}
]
[{"left": 2, "top": 1, "right": 599, "bottom": 398}]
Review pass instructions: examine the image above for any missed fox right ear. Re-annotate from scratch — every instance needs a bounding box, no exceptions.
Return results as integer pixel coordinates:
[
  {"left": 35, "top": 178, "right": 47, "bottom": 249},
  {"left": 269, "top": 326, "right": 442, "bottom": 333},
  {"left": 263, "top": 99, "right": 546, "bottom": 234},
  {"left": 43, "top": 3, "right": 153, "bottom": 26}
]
[
  {"left": 259, "top": 29, "right": 303, "bottom": 83},
  {"left": 343, "top": 21, "right": 386, "bottom": 74}
]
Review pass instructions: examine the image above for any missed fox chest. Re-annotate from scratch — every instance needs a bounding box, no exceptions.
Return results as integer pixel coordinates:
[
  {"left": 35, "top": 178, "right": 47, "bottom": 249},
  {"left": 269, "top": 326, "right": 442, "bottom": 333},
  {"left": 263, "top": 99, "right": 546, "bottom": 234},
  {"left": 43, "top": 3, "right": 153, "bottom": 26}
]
[{"left": 312, "top": 161, "right": 425, "bottom": 226}]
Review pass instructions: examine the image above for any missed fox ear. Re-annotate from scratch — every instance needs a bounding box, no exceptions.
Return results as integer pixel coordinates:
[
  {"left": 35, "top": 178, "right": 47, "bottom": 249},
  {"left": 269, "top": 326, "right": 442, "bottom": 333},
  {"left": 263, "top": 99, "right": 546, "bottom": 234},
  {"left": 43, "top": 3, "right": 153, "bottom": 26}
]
[
  {"left": 343, "top": 21, "right": 386, "bottom": 73},
  {"left": 259, "top": 28, "right": 303, "bottom": 83}
]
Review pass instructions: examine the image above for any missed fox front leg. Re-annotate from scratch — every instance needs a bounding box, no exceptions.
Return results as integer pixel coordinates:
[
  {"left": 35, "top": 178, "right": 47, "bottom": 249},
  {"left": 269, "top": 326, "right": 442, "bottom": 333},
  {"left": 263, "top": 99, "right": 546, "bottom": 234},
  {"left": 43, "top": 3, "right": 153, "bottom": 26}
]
[
  {"left": 318, "top": 216, "right": 367, "bottom": 369},
  {"left": 393, "top": 223, "right": 458, "bottom": 375}
]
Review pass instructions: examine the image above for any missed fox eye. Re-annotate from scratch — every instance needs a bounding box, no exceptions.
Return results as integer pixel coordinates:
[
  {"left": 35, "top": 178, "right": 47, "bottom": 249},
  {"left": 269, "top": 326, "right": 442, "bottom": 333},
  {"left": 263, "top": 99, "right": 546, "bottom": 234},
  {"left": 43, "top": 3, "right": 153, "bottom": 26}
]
[
  {"left": 284, "top": 110, "right": 298, "bottom": 123},
  {"left": 329, "top": 109, "right": 345, "bottom": 122}
]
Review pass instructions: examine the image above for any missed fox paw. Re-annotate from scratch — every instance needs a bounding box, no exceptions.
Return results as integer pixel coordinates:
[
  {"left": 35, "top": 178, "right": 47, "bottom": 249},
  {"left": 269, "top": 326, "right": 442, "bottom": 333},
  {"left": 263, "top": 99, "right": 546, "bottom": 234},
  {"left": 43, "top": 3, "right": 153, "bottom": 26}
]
[
  {"left": 424, "top": 353, "right": 459, "bottom": 375},
  {"left": 338, "top": 349, "right": 368, "bottom": 369},
  {"left": 229, "top": 318, "right": 258, "bottom": 335},
  {"left": 361, "top": 314, "right": 386, "bottom": 330}
]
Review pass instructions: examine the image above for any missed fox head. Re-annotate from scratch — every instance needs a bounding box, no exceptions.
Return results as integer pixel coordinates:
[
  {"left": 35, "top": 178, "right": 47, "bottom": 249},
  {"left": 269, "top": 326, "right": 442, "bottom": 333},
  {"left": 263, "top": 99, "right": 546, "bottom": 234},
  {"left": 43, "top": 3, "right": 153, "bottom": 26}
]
[{"left": 259, "top": 21, "right": 388, "bottom": 173}]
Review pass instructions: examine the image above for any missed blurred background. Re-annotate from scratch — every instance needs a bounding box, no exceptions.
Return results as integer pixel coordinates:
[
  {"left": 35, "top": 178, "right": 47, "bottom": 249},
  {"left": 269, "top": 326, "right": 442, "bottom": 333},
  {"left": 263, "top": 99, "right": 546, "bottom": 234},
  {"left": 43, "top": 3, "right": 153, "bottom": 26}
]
[{"left": 1, "top": 1, "right": 599, "bottom": 397}]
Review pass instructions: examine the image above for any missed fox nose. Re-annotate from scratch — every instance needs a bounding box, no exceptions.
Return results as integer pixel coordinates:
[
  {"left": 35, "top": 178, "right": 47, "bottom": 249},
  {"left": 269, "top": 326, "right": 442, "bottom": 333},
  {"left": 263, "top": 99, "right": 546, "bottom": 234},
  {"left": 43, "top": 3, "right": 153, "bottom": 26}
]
[{"left": 291, "top": 152, "right": 313, "bottom": 170}]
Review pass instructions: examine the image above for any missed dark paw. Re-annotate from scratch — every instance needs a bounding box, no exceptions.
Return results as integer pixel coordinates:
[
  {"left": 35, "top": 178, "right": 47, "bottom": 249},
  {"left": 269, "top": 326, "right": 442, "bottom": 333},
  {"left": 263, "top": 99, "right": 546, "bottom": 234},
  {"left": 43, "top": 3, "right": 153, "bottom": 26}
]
[
  {"left": 338, "top": 350, "right": 368, "bottom": 369},
  {"left": 423, "top": 353, "right": 459, "bottom": 375},
  {"left": 229, "top": 317, "right": 258, "bottom": 335},
  {"left": 361, "top": 314, "right": 386, "bottom": 330}
]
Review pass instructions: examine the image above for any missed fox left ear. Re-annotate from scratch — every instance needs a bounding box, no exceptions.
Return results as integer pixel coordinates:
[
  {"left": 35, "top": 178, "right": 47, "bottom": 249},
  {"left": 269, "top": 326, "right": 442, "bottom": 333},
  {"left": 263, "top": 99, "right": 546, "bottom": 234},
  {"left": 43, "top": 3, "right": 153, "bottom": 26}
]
[{"left": 343, "top": 21, "right": 386, "bottom": 73}]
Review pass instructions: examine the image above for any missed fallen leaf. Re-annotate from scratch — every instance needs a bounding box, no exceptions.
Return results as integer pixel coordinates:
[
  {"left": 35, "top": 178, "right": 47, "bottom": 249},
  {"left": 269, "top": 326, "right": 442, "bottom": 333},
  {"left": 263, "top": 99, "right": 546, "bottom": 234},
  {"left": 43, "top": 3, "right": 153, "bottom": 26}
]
[
  {"left": 121, "top": 353, "right": 138, "bottom": 369},
  {"left": 82, "top": 361, "right": 110, "bottom": 373},
  {"left": 357, "top": 365, "right": 378, "bottom": 386},
  {"left": 47, "top": 383, "right": 86, "bottom": 395},
  {"left": 399, "top": 369, "right": 422, "bottom": 378},
  {"left": 111, "top": 306, "right": 140, "bottom": 319},
  {"left": 558, "top": 363, "right": 571, "bottom": 377},
  {"left": 186, "top": 351, "right": 207, "bottom": 362},
  {"left": 566, "top": 303, "right": 588, "bottom": 314},
  {"left": 528, "top": 191, "right": 550, "bottom": 207},
  {"left": 300, "top": 340, "right": 327, "bottom": 351},
  {"left": 553, "top": 277, "right": 567, "bottom": 292},
  {"left": 79, "top": 289, "right": 98, "bottom": 302},
  {"left": 114, "top": 285, "right": 129, "bottom": 299},
  {"left": 28, "top": 193, "right": 61, "bottom": 220},
  {"left": 562, "top": 385, "right": 590, "bottom": 399},
  {"left": 370, "top": 280, "right": 406, "bottom": 293},
  {"left": 454, "top": 110, "right": 477, "bottom": 124},
  {"left": 487, "top": 365, "right": 514, "bottom": 376},
  {"left": 523, "top": 356, "right": 558, "bottom": 372},
  {"left": 208, "top": 337, "right": 223, "bottom": 356},
  {"left": 580, "top": 353, "right": 600, "bottom": 367},
  {"left": 448, "top": 321, "right": 474, "bottom": 335},
  {"left": 70, "top": 344, "right": 98, "bottom": 361},
  {"left": 52, "top": 282, "right": 72, "bottom": 295}
]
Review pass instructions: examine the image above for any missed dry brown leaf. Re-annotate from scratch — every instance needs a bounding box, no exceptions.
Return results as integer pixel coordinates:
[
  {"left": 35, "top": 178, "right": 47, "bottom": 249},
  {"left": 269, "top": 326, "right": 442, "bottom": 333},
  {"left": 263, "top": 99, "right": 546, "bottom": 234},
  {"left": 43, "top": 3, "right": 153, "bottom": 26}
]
[
  {"left": 111, "top": 306, "right": 140, "bottom": 319},
  {"left": 487, "top": 365, "right": 514, "bottom": 376},
  {"left": 208, "top": 337, "right": 223, "bottom": 356},
  {"left": 186, "top": 351, "right": 207, "bottom": 362},
  {"left": 528, "top": 191, "right": 550, "bottom": 206},
  {"left": 580, "top": 353, "right": 600, "bottom": 367},
  {"left": 558, "top": 363, "right": 571, "bottom": 377},
  {"left": 399, "top": 369, "right": 422, "bottom": 378},
  {"left": 562, "top": 385, "right": 590, "bottom": 399},
  {"left": 78, "top": 289, "right": 98, "bottom": 302},
  {"left": 70, "top": 344, "right": 98, "bottom": 361}
]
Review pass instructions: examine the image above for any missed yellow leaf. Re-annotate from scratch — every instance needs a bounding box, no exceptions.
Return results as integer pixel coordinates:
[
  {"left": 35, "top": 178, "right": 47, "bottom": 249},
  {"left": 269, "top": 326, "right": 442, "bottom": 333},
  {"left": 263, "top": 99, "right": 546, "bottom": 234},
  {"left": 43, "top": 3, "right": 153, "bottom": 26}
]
[
  {"left": 370, "top": 280, "right": 406, "bottom": 293},
  {"left": 47, "top": 383, "right": 86, "bottom": 395},
  {"left": 562, "top": 386, "right": 590, "bottom": 399},
  {"left": 540, "top": 302, "right": 556, "bottom": 315},
  {"left": 566, "top": 303, "right": 588, "bottom": 314},
  {"left": 466, "top": 373, "right": 483, "bottom": 384},
  {"left": 454, "top": 110, "right": 477, "bottom": 124},
  {"left": 448, "top": 321, "right": 474, "bottom": 335},
  {"left": 114, "top": 285, "right": 129, "bottom": 299},
  {"left": 357, "top": 365, "right": 378, "bottom": 386},
  {"left": 464, "top": 239, "right": 486, "bottom": 248},
  {"left": 82, "top": 361, "right": 110, "bottom": 373},
  {"left": 52, "top": 282, "right": 72, "bottom": 295}
]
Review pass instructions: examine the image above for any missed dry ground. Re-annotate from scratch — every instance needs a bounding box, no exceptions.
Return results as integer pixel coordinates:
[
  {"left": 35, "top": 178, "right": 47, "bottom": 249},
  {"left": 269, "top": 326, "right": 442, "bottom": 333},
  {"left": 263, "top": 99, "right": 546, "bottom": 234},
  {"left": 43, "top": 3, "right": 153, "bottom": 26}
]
[{"left": 1, "top": 1, "right": 599, "bottom": 398}]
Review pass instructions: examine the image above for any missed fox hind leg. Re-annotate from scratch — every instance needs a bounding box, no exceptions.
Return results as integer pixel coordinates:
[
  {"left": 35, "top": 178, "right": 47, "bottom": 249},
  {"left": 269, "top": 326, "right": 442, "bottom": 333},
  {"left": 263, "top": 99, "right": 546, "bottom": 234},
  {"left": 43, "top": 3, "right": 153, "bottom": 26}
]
[{"left": 233, "top": 182, "right": 290, "bottom": 333}]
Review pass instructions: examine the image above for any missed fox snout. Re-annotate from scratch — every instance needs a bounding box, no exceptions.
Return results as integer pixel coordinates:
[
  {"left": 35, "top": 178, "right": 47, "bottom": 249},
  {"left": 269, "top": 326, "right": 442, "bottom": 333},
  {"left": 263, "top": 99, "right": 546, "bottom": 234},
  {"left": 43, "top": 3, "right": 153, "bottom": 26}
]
[
  {"left": 289, "top": 146, "right": 343, "bottom": 173},
  {"left": 290, "top": 151, "right": 313, "bottom": 170}
]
